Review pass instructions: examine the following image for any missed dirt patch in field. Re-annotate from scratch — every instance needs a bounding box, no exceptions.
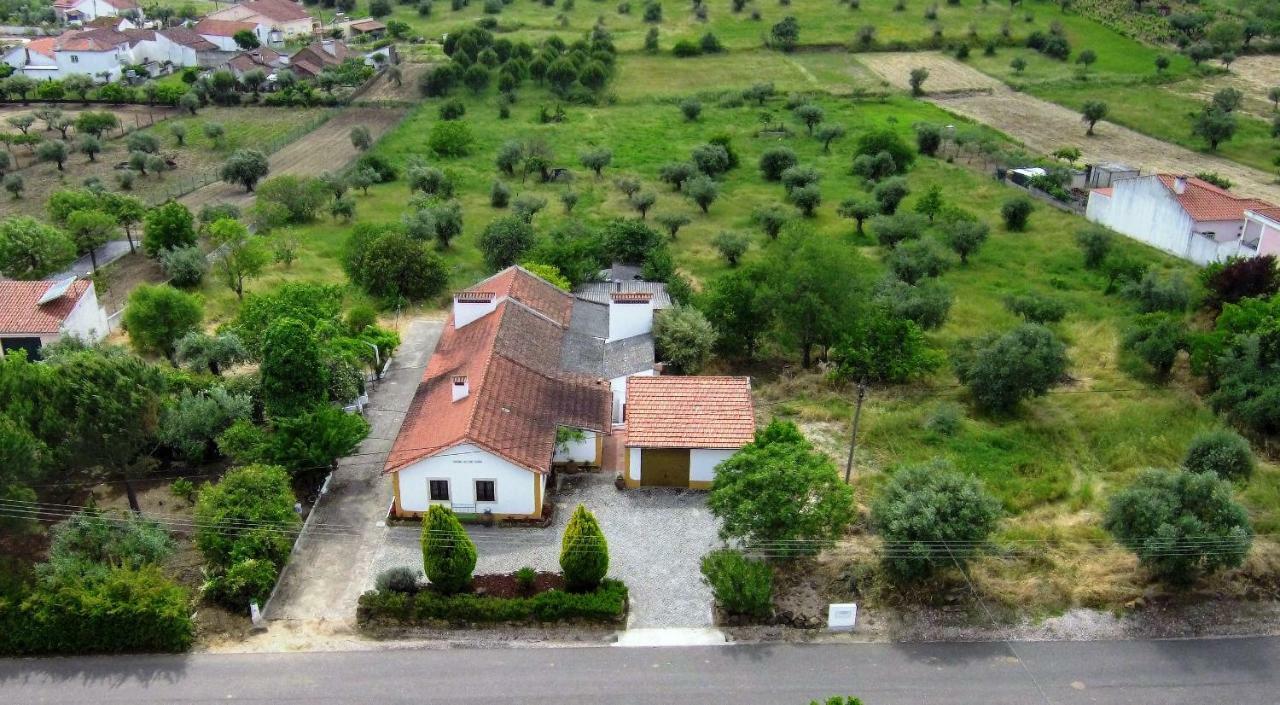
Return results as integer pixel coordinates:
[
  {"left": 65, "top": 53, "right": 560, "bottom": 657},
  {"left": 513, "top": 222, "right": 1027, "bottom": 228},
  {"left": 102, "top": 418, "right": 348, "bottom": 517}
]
[
  {"left": 1177, "top": 55, "right": 1280, "bottom": 121},
  {"left": 181, "top": 106, "right": 407, "bottom": 212},
  {"left": 856, "top": 51, "right": 1002, "bottom": 93},
  {"left": 0, "top": 102, "right": 179, "bottom": 129},
  {"left": 357, "top": 63, "right": 430, "bottom": 103},
  {"left": 858, "top": 52, "right": 1280, "bottom": 203}
]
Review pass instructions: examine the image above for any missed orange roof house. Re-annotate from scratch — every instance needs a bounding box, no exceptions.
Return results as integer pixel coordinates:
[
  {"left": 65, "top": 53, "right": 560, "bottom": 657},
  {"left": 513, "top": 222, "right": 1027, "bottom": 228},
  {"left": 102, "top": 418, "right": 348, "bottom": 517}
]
[
  {"left": 1086, "top": 173, "right": 1279, "bottom": 266},
  {"left": 621, "top": 376, "right": 755, "bottom": 489},
  {"left": 0, "top": 279, "right": 110, "bottom": 360}
]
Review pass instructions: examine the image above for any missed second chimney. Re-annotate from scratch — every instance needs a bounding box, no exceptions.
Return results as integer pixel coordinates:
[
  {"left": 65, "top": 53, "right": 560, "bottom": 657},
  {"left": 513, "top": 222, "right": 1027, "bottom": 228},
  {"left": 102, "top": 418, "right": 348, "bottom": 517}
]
[
  {"left": 451, "top": 375, "right": 469, "bottom": 402},
  {"left": 1174, "top": 176, "right": 1187, "bottom": 195}
]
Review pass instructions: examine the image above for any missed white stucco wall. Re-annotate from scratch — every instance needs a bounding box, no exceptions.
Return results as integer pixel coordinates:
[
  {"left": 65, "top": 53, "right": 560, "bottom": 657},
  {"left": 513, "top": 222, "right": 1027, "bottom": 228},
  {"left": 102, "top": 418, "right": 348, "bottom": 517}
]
[
  {"left": 1193, "top": 219, "right": 1243, "bottom": 243},
  {"left": 396, "top": 443, "right": 542, "bottom": 516},
  {"left": 55, "top": 49, "right": 122, "bottom": 80},
  {"left": 607, "top": 299, "right": 653, "bottom": 341},
  {"left": 690, "top": 448, "right": 735, "bottom": 484},
  {"left": 1087, "top": 176, "right": 1197, "bottom": 260},
  {"left": 610, "top": 368, "right": 653, "bottom": 422},
  {"left": 627, "top": 447, "right": 643, "bottom": 482},
  {"left": 60, "top": 283, "right": 110, "bottom": 344},
  {"left": 200, "top": 34, "right": 241, "bottom": 52},
  {"left": 552, "top": 429, "right": 600, "bottom": 464}
]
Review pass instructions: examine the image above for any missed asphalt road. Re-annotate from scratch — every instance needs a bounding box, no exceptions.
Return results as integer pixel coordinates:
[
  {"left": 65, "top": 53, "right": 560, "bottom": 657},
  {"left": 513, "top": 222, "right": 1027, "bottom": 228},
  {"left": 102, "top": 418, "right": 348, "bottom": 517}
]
[{"left": 2, "top": 637, "right": 1277, "bottom": 705}]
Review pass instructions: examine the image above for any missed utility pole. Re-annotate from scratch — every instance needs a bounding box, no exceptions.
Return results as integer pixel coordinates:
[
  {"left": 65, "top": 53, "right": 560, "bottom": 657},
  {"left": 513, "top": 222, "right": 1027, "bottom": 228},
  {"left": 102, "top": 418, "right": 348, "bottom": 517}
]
[{"left": 843, "top": 381, "right": 868, "bottom": 484}]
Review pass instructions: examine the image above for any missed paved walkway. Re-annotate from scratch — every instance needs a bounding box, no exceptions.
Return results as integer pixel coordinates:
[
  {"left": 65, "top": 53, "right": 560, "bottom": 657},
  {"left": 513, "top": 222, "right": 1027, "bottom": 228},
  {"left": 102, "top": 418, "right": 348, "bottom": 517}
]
[
  {"left": 372, "top": 473, "right": 722, "bottom": 629},
  {"left": 50, "top": 240, "right": 134, "bottom": 280},
  {"left": 266, "top": 317, "right": 442, "bottom": 623}
]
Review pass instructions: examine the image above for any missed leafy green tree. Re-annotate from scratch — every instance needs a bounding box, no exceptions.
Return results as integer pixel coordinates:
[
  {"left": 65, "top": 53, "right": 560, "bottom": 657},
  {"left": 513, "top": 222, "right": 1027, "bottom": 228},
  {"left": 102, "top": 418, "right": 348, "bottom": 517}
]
[
  {"left": 36, "top": 139, "right": 68, "bottom": 170},
  {"left": 1104, "top": 468, "right": 1251, "bottom": 585},
  {"left": 942, "top": 218, "right": 989, "bottom": 264},
  {"left": 701, "top": 264, "right": 770, "bottom": 359},
  {"left": 1075, "top": 225, "right": 1113, "bottom": 269},
  {"left": 870, "top": 212, "right": 926, "bottom": 249},
  {"left": 560, "top": 504, "right": 609, "bottom": 592},
  {"left": 1000, "top": 195, "right": 1033, "bottom": 231},
  {"left": 685, "top": 174, "right": 719, "bottom": 213},
  {"left": 265, "top": 405, "right": 370, "bottom": 471},
  {"left": 260, "top": 318, "right": 328, "bottom": 419},
  {"left": 909, "top": 67, "right": 929, "bottom": 95},
  {"left": 158, "top": 387, "right": 252, "bottom": 461},
  {"left": 352, "top": 230, "right": 449, "bottom": 301},
  {"left": 421, "top": 505, "right": 477, "bottom": 594},
  {"left": 77, "top": 134, "right": 102, "bottom": 163},
  {"left": 1124, "top": 270, "right": 1191, "bottom": 313},
  {"left": 479, "top": 215, "right": 537, "bottom": 271},
  {"left": 708, "top": 420, "right": 855, "bottom": 555},
  {"left": 64, "top": 209, "right": 115, "bottom": 275},
  {"left": 763, "top": 226, "right": 870, "bottom": 367},
  {"left": 712, "top": 230, "right": 748, "bottom": 266},
  {"left": 653, "top": 305, "right": 716, "bottom": 373},
  {"left": 887, "top": 238, "right": 952, "bottom": 284},
  {"left": 122, "top": 284, "right": 204, "bottom": 360},
  {"left": 198, "top": 218, "right": 263, "bottom": 299},
  {"left": 1121, "top": 313, "right": 1185, "bottom": 378},
  {"left": 816, "top": 123, "right": 846, "bottom": 153},
  {"left": 1192, "top": 105, "right": 1237, "bottom": 150},
  {"left": 255, "top": 176, "right": 329, "bottom": 224},
  {"left": 1081, "top": 100, "right": 1108, "bottom": 135},
  {"left": 873, "top": 177, "right": 910, "bottom": 215},
  {"left": 221, "top": 149, "right": 270, "bottom": 192},
  {"left": 874, "top": 277, "right": 953, "bottom": 331},
  {"left": 160, "top": 246, "right": 208, "bottom": 288},
  {"left": 871, "top": 460, "right": 1002, "bottom": 582},
  {"left": 579, "top": 148, "right": 613, "bottom": 178},
  {"left": 602, "top": 217, "right": 661, "bottom": 262},
  {"left": 700, "top": 549, "right": 772, "bottom": 618},
  {"left": 658, "top": 161, "right": 696, "bottom": 191},
  {"left": 953, "top": 323, "right": 1068, "bottom": 413},
  {"left": 793, "top": 103, "right": 824, "bottom": 135},
  {"left": 830, "top": 308, "right": 939, "bottom": 384},
  {"left": 175, "top": 331, "right": 248, "bottom": 376},
  {"left": 143, "top": 201, "right": 196, "bottom": 257},
  {"left": 1183, "top": 429, "right": 1255, "bottom": 481},
  {"left": 837, "top": 197, "right": 878, "bottom": 235},
  {"left": 759, "top": 146, "right": 798, "bottom": 182},
  {"left": 913, "top": 185, "right": 944, "bottom": 222},
  {"left": 41, "top": 510, "right": 173, "bottom": 585},
  {"left": 52, "top": 348, "right": 166, "bottom": 512},
  {"left": 654, "top": 212, "right": 691, "bottom": 239},
  {"left": 769, "top": 14, "right": 800, "bottom": 51},
  {"left": 0, "top": 216, "right": 75, "bottom": 280},
  {"left": 194, "top": 463, "right": 299, "bottom": 572}
]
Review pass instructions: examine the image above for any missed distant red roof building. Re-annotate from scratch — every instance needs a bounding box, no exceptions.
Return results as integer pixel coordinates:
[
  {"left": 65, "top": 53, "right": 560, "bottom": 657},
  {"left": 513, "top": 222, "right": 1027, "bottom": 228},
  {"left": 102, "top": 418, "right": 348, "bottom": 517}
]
[{"left": 195, "top": 18, "right": 260, "bottom": 38}]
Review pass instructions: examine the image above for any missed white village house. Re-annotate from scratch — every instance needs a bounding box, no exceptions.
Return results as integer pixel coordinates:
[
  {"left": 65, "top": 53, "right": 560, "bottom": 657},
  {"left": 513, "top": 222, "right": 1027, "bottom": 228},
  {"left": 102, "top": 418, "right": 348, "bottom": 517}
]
[
  {"left": 205, "top": 0, "right": 316, "bottom": 44},
  {"left": 53, "top": 0, "right": 140, "bottom": 24},
  {"left": 0, "top": 279, "right": 110, "bottom": 360},
  {"left": 1086, "top": 174, "right": 1279, "bottom": 266},
  {"left": 383, "top": 266, "right": 753, "bottom": 520},
  {"left": 1242, "top": 207, "right": 1280, "bottom": 258},
  {"left": 3, "top": 27, "right": 201, "bottom": 80}
]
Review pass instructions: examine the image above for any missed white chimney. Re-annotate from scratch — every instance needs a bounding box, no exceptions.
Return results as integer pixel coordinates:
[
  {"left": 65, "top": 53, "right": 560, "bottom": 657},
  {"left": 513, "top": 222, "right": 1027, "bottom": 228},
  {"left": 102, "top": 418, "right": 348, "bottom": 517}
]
[
  {"left": 453, "top": 291, "right": 497, "bottom": 328},
  {"left": 1174, "top": 176, "right": 1187, "bottom": 195},
  {"left": 451, "top": 375, "right": 469, "bottom": 402},
  {"left": 608, "top": 292, "right": 654, "bottom": 341}
]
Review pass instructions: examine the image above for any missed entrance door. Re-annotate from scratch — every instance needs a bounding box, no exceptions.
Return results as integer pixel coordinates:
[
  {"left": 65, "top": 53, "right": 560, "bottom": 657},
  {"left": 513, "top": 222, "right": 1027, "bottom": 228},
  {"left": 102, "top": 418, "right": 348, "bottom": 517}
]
[{"left": 640, "top": 448, "right": 690, "bottom": 487}]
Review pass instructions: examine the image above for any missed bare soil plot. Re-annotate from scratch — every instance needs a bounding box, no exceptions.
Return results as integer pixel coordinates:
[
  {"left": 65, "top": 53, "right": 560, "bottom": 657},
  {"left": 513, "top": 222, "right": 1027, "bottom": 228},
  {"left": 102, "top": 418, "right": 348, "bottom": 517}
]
[
  {"left": 1175, "top": 56, "right": 1280, "bottom": 120},
  {"left": 356, "top": 63, "right": 429, "bottom": 103},
  {"left": 859, "top": 52, "right": 1280, "bottom": 203},
  {"left": 0, "top": 102, "right": 179, "bottom": 127},
  {"left": 181, "top": 106, "right": 407, "bottom": 212},
  {"left": 856, "top": 51, "right": 1003, "bottom": 93}
]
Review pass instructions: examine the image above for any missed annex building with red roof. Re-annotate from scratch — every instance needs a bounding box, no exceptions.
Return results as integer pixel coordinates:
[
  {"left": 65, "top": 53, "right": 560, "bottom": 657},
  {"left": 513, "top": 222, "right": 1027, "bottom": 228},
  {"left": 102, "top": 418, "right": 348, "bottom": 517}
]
[
  {"left": 1086, "top": 173, "right": 1279, "bottom": 265},
  {"left": 0, "top": 278, "right": 110, "bottom": 360},
  {"left": 383, "top": 266, "right": 753, "bottom": 519}
]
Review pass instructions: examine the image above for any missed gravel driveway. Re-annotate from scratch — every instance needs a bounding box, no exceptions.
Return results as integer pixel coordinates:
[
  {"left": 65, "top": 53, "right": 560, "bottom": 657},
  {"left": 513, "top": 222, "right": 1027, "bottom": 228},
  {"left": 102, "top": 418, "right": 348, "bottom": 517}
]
[{"left": 371, "top": 473, "right": 722, "bottom": 628}]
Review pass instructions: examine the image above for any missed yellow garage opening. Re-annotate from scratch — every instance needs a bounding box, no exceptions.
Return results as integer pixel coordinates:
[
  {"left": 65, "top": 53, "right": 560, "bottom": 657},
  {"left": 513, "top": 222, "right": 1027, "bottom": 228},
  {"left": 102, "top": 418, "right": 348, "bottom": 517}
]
[{"left": 640, "top": 448, "right": 690, "bottom": 487}]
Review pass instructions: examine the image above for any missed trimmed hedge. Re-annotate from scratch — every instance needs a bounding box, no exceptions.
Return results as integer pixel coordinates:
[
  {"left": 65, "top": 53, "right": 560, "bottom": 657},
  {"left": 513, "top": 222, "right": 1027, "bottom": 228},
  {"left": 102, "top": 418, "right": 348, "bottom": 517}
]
[
  {"left": 357, "top": 579, "right": 628, "bottom": 626},
  {"left": 0, "top": 566, "right": 194, "bottom": 655}
]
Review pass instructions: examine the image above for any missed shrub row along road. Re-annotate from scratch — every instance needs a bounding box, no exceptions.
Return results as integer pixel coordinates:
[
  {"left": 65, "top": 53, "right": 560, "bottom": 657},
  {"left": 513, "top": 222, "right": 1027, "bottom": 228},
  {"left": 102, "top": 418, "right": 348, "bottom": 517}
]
[
  {"left": 859, "top": 52, "right": 1280, "bottom": 204},
  {"left": 2, "top": 637, "right": 1278, "bottom": 704},
  {"left": 179, "top": 106, "right": 406, "bottom": 212}
]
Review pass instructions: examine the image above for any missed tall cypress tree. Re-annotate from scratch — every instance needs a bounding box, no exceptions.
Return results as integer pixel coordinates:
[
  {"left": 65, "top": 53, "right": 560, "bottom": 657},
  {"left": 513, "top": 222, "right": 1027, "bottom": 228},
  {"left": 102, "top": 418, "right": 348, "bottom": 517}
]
[
  {"left": 421, "top": 505, "right": 477, "bottom": 594},
  {"left": 560, "top": 504, "right": 608, "bottom": 592}
]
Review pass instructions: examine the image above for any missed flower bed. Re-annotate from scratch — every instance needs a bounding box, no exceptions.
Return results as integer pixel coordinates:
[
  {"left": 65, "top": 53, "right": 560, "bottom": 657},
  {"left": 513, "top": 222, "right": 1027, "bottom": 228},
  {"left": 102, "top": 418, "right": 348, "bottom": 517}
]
[{"left": 356, "top": 577, "right": 628, "bottom": 627}]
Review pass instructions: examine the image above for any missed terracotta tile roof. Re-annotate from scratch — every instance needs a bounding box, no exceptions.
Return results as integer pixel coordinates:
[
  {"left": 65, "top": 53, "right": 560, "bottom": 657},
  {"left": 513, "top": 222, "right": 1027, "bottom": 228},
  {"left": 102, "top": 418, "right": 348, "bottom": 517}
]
[
  {"left": 161, "top": 27, "right": 218, "bottom": 51},
  {"left": 625, "top": 376, "right": 755, "bottom": 449},
  {"left": 54, "top": 28, "right": 130, "bottom": 51},
  {"left": 24, "top": 37, "right": 56, "bottom": 58},
  {"left": 0, "top": 280, "right": 90, "bottom": 334},
  {"left": 195, "top": 18, "right": 259, "bottom": 37},
  {"left": 1249, "top": 206, "right": 1280, "bottom": 223},
  {"left": 350, "top": 19, "right": 386, "bottom": 31},
  {"left": 225, "top": 46, "right": 285, "bottom": 71},
  {"left": 102, "top": 0, "right": 139, "bottom": 9},
  {"left": 1093, "top": 187, "right": 1113, "bottom": 197},
  {"left": 465, "top": 265, "right": 573, "bottom": 327},
  {"left": 242, "top": 0, "right": 311, "bottom": 22},
  {"left": 384, "top": 267, "right": 611, "bottom": 475},
  {"left": 1156, "top": 174, "right": 1275, "bottom": 223}
]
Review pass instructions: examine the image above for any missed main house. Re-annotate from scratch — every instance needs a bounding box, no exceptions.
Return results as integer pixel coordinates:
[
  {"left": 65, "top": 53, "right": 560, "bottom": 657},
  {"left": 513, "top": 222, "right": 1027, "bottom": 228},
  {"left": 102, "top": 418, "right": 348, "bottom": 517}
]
[
  {"left": 383, "top": 266, "right": 754, "bottom": 520},
  {"left": 53, "top": 0, "right": 140, "bottom": 24},
  {"left": 1086, "top": 174, "right": 1278, "bottom": 265},
  {"left": 0, "top": 278, "right": 110, "bottom": 360}
]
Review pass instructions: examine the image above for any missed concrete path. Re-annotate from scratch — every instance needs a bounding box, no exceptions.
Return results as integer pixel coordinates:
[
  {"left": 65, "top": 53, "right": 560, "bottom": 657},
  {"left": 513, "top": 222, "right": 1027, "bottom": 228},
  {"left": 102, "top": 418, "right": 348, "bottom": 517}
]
[
  {"left": 265, "top": 317, "right": 442, "bottom": 623},
  {"left": 50, "top": 240, "right": 134, "bottom": 280},
  {"left": 5, "top": 637, "right": 1280, "bottom": 704}
]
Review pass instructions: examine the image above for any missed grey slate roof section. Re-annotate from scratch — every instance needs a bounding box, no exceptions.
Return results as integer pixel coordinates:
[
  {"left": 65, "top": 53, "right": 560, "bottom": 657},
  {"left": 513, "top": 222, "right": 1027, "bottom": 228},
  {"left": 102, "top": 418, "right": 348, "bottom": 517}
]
[
  {"left": 574, "top": 281, "right": 672, "bottom": 309},
  {"left": 560, "top": 298, "right": 655, "bottom": 379}
]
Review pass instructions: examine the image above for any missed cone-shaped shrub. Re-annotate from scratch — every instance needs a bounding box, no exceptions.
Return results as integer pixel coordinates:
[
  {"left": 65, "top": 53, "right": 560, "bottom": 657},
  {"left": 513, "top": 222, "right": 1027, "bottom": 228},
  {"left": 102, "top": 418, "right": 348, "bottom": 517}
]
[
  {"left": 421, "top": 505, "right": 476, "bottom": 594},
  {"left": 560, "top": 504, "right": 608, "bottom": 592}
]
